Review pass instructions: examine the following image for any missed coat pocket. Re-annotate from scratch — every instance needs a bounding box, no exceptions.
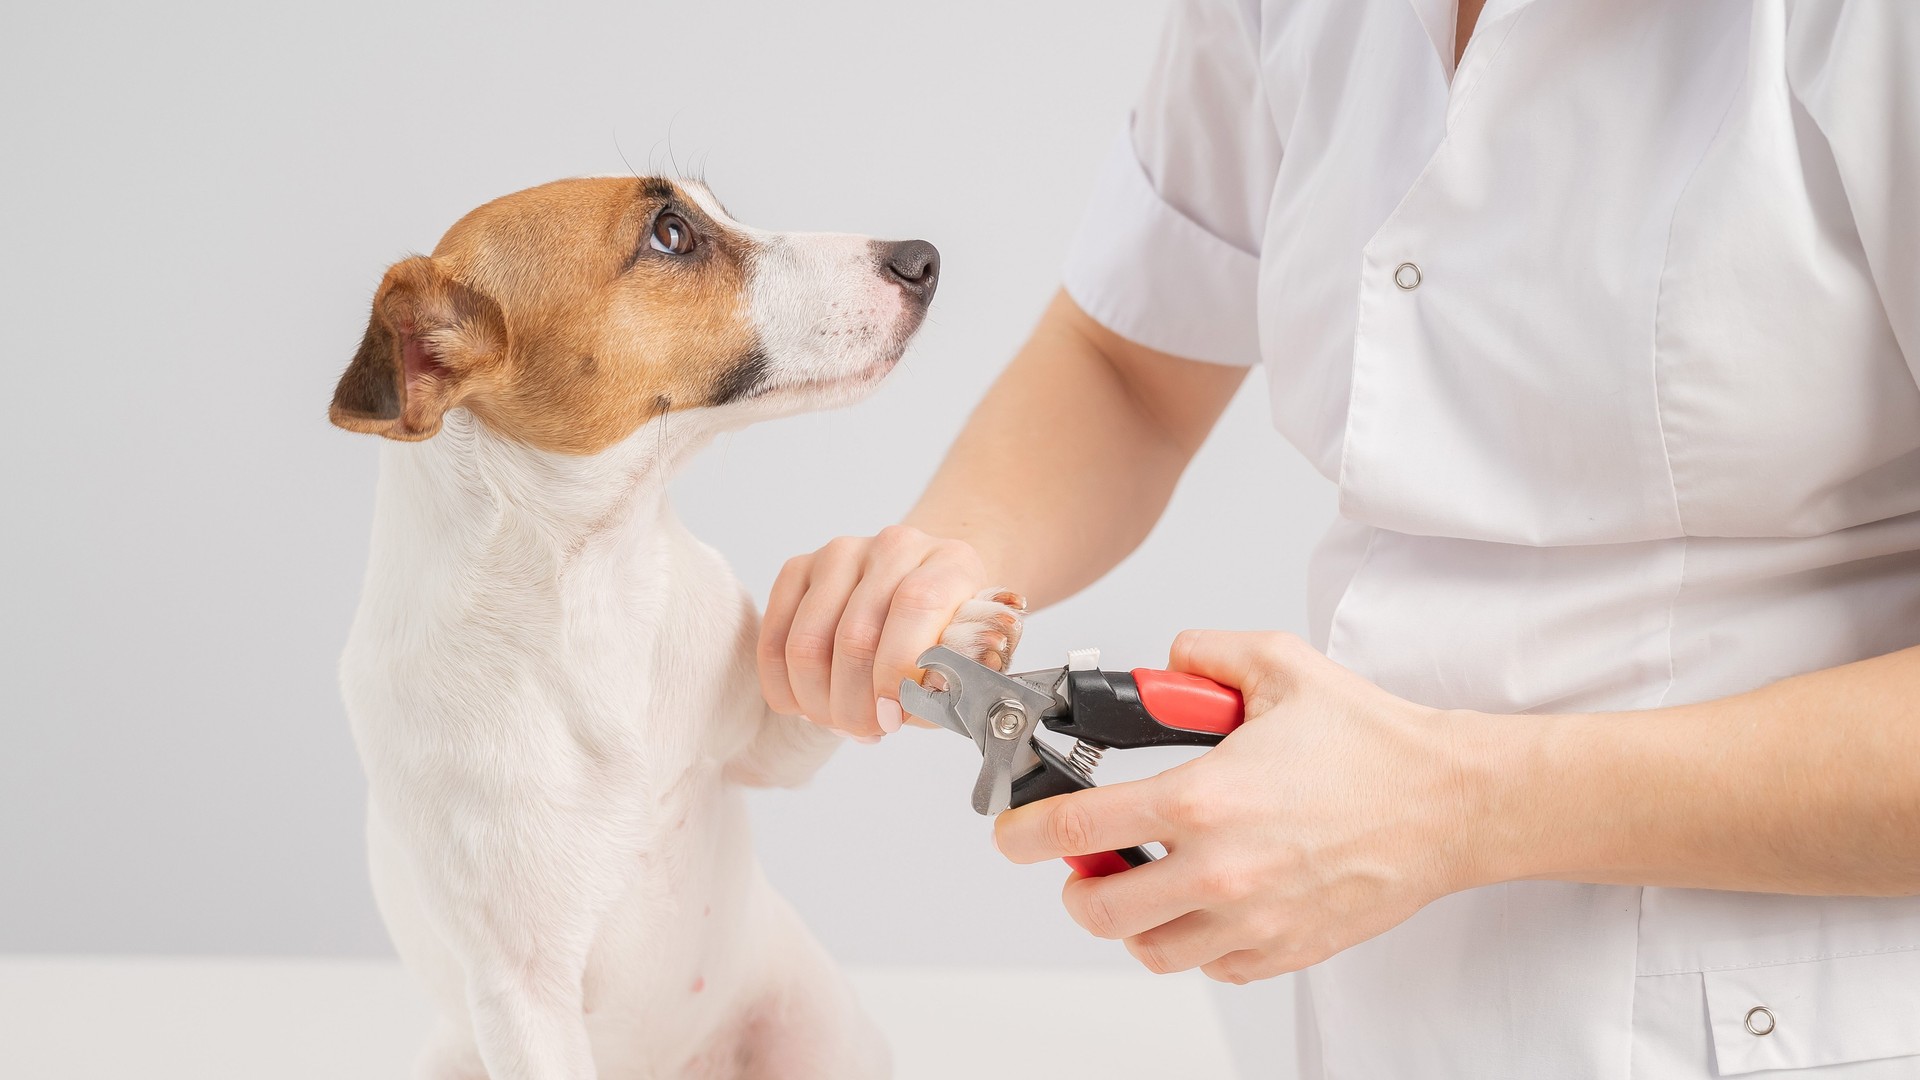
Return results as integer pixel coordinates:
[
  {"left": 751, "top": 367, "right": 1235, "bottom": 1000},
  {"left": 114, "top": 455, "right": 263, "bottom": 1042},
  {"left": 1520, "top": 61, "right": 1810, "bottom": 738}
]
[{"left": 1704, "top": 948, "right": 1920, "bottom": 1075}]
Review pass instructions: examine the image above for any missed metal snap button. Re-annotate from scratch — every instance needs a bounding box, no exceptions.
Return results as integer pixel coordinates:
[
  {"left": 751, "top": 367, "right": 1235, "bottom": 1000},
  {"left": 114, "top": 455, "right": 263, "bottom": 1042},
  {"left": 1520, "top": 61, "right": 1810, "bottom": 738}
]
[
  {"left": 1393, "top": 262, "right": 1422, "bottom": 290},
  {"left": 1745, "top": 1006, "right": 1776, "bottom": 1036}
]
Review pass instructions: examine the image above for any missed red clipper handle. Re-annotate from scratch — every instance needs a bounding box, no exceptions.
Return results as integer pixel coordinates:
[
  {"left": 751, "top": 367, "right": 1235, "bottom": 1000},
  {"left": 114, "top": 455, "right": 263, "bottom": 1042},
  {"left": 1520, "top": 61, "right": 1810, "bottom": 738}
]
[
  {"left": 1065, "top": 850, "right": 1138, "bottom": 879},
  {"left": 1061, "top": 672, "right": 1244, "bottom": 878},
  {"left": 1130, "top": 668, "right": 1245, "bottom": 735}
]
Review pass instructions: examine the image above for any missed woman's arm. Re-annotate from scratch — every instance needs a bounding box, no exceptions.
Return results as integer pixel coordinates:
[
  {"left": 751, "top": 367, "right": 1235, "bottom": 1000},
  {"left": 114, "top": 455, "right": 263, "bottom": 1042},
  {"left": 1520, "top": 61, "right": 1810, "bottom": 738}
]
[
  {"left": 993, "top": 630, "right": 1920, "bottom": 984},
  {"left": 1484, "top": 644, "right": 1920, "bottom": 895},
  {"left": 757, "top": 290, "right": 1247, "bottom": 736},
  {"left": 906, "top": 290, "right": 1246, "bottom": 607}
]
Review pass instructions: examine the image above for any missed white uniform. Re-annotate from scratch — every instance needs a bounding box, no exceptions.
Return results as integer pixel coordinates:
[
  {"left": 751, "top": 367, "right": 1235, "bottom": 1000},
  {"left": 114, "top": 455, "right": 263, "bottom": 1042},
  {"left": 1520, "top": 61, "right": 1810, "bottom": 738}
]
[{"left": 1062, "top": 1, "right": 1920, "bottom": 1076}]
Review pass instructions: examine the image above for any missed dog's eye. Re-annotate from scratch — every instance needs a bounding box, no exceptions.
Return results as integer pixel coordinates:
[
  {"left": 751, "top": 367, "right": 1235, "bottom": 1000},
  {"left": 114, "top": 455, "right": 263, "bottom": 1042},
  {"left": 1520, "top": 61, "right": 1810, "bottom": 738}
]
[{"left": 649, "top": 212, "right": 696, "bottom": 256}]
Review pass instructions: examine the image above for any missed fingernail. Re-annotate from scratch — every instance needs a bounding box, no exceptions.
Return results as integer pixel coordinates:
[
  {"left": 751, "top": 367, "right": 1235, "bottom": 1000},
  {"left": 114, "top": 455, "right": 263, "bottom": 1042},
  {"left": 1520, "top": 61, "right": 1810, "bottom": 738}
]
[
  {"left": 875, "top": 698, "right": 903, "bottom": 734},
  {"left": 852, "top": 734, "right": 881, "bottom": 745}
]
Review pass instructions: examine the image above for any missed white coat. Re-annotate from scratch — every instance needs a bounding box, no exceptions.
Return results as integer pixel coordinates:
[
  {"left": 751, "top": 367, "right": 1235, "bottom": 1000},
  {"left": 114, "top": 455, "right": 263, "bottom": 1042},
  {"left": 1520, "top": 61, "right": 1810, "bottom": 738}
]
[{"left": 1062, "top": 1, "right": 1920, "bottom": 1075}]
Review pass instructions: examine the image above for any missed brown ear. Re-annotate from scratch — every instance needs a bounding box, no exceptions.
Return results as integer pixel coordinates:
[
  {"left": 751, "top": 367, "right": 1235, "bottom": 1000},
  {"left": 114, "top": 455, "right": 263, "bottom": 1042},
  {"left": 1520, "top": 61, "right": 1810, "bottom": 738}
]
[{"left": 329, "top": 257, "right": 506, "bottom": 441}]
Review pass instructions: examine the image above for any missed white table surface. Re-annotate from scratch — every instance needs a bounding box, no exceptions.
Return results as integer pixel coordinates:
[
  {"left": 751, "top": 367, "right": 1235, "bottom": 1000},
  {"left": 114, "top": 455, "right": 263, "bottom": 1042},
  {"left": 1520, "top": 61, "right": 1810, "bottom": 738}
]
[{"left": 0, "top": 956, "right": 1239, "bottom": 1079}]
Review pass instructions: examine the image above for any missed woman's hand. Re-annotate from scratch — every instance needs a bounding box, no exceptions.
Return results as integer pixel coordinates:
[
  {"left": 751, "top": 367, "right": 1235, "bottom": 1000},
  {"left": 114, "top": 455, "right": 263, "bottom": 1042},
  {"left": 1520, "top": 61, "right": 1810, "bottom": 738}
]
[
  {"left": 992, "top": 629, "right": 1494, "bottom": 984},
  {"left": 758, "top": 526, "right": 992, "bottom": 739}
]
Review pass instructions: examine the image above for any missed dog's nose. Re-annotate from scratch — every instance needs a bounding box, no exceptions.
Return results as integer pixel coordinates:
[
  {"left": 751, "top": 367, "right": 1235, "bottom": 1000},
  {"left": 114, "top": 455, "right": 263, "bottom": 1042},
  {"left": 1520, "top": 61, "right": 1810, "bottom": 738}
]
[{"left": 879, "top": 240, "right": 940, "bottom": 304}]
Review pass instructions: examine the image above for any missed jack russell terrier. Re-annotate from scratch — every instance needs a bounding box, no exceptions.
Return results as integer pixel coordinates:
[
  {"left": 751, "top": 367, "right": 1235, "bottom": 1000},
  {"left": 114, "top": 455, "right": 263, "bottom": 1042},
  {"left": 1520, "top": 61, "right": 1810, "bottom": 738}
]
[{"left": 330, "top": 175, "right": 1023, "bottom": 1080}]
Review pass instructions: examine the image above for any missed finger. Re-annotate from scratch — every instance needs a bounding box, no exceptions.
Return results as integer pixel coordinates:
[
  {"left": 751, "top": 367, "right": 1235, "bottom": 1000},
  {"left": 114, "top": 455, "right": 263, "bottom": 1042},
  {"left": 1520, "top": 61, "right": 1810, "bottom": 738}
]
[
  {"left": 869, "top": 559, "right": 977, "bottom": 705},
  {"left": 828, "top": 539, "right": 933, "bottom": 734},
  {"left": 1201, "top": 947, "right": 1294, "bottom": 985},
  {"left": 1061, "top": 856, "right": 1206, "bottom": 941},
  {"left": 756, "top": 555, "right": 813, "bottom": 716},
  {"left": 784, "top": 547, "right": 866, "bottom": 732},
  {"left": 993, "top": 777, "right": 1166, "bottom": 865},
  {"left": 1124, "top": 909, "right": 1240, "bottom": 976}
]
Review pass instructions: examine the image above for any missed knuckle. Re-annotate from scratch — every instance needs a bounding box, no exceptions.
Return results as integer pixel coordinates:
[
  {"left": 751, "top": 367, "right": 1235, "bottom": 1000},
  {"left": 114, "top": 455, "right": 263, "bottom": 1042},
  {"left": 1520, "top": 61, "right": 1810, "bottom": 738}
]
[
  {"left": 893, "top": 571, "right": 960, "bottom": 615},
  {"left": 819, "top": 535, "right": 863, "bottom": 561},
  {"left": 784, "top": 631, "right": 837, "bottom": 668},
  {"left": 1046, "top": 804, "right": 1096, "bottom": 856},
  {"left": 873, "top": 524, "right": 923, "bottom": 553},
  {"left": 1159, "top": 783, "right": 1213, "bottom": 830},
  {"left": 1205, "top": 958, "right": 1254, "bottom": 985},
  {"left": 1196, "top": 859, "right": 1250, "bottom": 902},
  {"left": 1078, "top": 888, "right": 1123, "bottom": 940},
  {"left": 1262, "top": 631, "right": 1306, "bottom": 662},
  {"left": 755, "top": 627, "right": 786, "bottom": 663},
  {"left": 1129, "top": 935, "right": 1178, "bottom": 976},
  {"left": 833, "top": 621, "right": 882, "bottom": 667}
]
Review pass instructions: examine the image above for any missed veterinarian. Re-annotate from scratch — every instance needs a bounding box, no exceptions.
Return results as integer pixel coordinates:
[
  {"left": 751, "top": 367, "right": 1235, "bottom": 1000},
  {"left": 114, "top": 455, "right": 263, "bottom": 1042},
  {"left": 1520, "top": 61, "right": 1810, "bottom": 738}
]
[{"left": 761, "top": 2, "right": 1920, "bottom": 1075}]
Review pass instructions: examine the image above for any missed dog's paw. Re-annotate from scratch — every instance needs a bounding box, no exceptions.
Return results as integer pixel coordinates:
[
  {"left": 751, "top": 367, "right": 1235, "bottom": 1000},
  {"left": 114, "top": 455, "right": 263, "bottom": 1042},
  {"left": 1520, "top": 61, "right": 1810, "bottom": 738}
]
[{"left": 937, "top": 588, "right": 1027, "bottom": 673}]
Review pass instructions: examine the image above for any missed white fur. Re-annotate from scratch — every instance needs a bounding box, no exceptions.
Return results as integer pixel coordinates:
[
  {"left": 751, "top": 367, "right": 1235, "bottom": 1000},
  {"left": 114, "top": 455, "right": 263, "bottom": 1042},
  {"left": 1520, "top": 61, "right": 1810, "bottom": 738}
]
[{"left": 340, "top": 217, "right": 1006, "bottom": 1080}]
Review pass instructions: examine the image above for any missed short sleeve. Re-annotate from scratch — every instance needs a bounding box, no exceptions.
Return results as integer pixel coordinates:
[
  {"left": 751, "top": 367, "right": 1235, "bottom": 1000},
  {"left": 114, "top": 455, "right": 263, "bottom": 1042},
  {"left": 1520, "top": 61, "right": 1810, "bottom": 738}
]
[
  {"left": 1787, "top": 0, "right": 1920, "bottom": 381},
  {"left": 1062, "top": 0, "right": 1282, "bottom": 367}
]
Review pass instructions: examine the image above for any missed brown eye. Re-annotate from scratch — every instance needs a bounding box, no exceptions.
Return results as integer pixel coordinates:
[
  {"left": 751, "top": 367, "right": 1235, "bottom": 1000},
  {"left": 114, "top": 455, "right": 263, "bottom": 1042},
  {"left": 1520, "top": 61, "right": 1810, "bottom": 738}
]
[{"left": 649, "top": 212, "right": 695, "bottom": 256}]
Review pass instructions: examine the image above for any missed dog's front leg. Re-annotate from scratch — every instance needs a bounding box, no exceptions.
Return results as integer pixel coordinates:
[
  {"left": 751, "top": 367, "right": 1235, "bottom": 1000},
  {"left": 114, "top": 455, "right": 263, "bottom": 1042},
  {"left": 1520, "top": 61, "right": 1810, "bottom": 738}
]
[
  {"left": 444, "top": 894, "right": 604, "bottom": 1080},
  {"left": 463, "top": 962, "right": 596, "bottom": 1080},
  {"left": 397, "top": 800, "right": 633, "bottom": 1080},
  {"left": 724, "top": 705, "right": 841, "bottom": 788}
]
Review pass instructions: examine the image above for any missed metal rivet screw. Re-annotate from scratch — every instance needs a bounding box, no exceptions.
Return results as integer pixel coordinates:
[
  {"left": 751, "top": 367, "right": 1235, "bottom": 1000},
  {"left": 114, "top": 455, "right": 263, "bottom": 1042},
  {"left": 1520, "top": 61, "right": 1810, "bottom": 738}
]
[
  {"left": 1744, "top": 1006, "right": 1775, "bottom": 1036},
  {"left": 989, "top": 703, "right": 1025, "bottom": 739},
  {"left": 1394, "top": 262, "right": 1422, "bottom": 290}
]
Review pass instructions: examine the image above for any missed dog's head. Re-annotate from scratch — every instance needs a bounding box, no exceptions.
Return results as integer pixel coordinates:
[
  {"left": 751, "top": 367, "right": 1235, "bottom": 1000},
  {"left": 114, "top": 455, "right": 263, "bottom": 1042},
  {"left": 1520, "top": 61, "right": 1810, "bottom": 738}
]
[{"left": 329, "top": 177, "right": 938, "bottom": 452}]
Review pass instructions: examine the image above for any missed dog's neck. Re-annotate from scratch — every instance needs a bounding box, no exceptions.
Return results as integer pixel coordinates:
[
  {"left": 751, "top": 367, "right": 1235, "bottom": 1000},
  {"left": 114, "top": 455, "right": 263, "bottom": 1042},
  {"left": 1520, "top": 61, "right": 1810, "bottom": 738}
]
[{"left": 370, "top": 408, "right": 714, "bottom": 584}]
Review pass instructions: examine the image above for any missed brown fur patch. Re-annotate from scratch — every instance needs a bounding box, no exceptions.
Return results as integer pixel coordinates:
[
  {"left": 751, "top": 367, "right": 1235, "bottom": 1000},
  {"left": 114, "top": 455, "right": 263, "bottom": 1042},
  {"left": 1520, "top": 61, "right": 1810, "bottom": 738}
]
[
  {"left": 331, "top": 178, "right": 762, "bottom": 454},
  {"left": 329, "top": 257, "right": 507, "bottom": 441}
]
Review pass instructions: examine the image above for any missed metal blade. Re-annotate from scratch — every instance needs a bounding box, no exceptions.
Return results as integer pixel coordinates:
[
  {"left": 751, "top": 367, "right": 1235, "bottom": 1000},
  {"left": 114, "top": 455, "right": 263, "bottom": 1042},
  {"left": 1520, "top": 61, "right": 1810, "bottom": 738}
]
[
  {"left": 913, "top": 645, "right": 1061, "bottom": 815},
  {"left": 897, "top": 679, "right": 969, "bottom": 739},
  {"left": 912, "top": 646, "right": 994, "bottom": 750},
  {"left": 975, "top": 725, "right": 1028, "bottom": 814}
]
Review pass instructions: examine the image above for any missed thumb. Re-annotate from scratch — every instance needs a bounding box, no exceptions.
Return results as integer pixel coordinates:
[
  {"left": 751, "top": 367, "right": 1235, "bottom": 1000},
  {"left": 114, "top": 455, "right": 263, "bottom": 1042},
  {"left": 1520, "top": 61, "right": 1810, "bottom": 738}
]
[
  {"left": 1167, "top": 629, "right": 1263, "bottom": 686},
  {"left": 1169, "top": 629, "right": 1304, "bottom": 710}
]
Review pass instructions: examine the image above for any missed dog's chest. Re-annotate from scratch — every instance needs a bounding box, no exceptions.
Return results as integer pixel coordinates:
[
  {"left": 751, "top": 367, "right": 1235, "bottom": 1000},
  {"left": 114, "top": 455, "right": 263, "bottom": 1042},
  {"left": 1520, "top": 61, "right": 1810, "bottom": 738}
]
[{"left": 345, "top": 538, "right": 753, "bottom": 808}]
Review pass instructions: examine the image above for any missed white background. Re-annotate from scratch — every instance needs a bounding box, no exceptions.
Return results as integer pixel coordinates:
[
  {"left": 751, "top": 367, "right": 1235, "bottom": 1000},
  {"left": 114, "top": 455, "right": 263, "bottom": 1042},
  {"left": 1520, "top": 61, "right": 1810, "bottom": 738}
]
[{"left": 0, "top": 1, "right": 1334, "bottom": 1073}]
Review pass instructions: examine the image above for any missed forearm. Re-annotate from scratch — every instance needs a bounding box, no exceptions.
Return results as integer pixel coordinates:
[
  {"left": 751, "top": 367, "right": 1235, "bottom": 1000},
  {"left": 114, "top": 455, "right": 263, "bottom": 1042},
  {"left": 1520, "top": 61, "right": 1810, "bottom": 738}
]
[
  {"left": 758, "top": 292, "right": 1240, "bottom": 736},
  {"left": 1474, "top": 645, "right": 1920, "bottom": 895},
  {"left": 907, "top": 290, "right": 1245, "bottom": 609},
  {"left": 905, "top": 325, "right": 1175, "bottom": 606}
]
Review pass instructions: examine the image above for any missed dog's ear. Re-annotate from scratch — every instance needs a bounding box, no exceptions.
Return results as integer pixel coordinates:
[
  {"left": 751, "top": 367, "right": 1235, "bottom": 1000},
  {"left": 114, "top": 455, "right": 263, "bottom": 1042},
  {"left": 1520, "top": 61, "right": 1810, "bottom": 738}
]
[{"left": 329, "top": 256, "right": 506, "bottom": 441}]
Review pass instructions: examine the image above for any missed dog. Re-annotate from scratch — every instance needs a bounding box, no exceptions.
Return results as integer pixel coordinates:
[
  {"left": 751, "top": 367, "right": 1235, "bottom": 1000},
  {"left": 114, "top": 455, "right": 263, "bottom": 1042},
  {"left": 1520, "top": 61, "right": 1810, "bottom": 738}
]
[{"left": 329, "top": 175, "right": 1024, "bottom": 1079}]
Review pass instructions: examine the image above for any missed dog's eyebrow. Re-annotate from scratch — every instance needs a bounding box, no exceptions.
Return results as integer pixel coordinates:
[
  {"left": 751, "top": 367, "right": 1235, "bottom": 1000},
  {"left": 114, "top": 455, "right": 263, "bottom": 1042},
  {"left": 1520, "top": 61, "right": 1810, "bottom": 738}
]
[
  {"left": 620, "top": 179, "right": 683, "bottom": 272},
  {"left": 679, "top": 180, "right": 733, "bottom": 221}
]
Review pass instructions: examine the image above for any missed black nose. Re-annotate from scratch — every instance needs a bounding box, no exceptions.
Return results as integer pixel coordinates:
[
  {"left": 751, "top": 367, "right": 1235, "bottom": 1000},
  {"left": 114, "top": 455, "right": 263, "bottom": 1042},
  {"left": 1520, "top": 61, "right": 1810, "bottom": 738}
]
[{"left": 879, "top": 239, "right": 940, "bottom": 303}]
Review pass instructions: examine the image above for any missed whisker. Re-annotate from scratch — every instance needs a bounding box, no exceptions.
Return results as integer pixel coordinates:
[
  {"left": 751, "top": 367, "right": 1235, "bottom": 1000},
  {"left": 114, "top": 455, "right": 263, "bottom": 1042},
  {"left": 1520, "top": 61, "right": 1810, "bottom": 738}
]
[
  {"left": 613, "top": 129, "right": 641, "bottom": 181},
  {"left": 667, "top": 109, "right": 686, "bottom": 178}
]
